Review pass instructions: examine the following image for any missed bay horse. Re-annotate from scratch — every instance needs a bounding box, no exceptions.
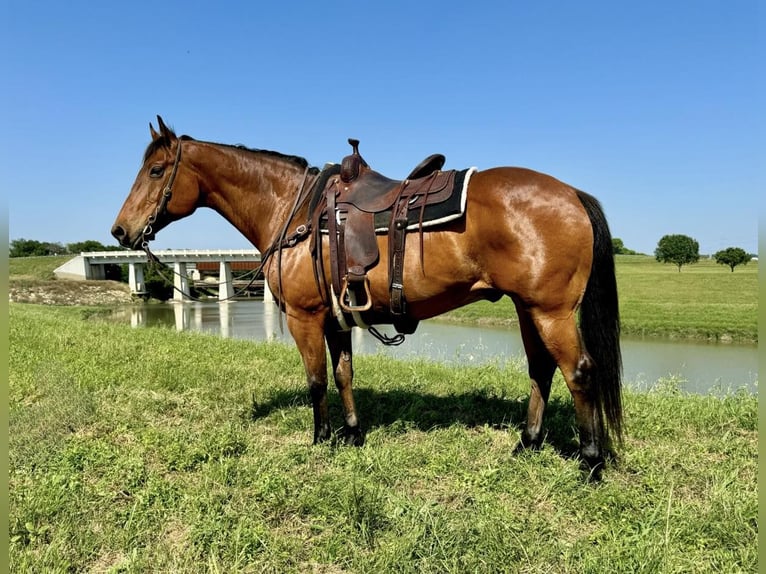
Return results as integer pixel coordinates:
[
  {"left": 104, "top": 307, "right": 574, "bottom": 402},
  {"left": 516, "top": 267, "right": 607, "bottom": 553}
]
[{"left": 112, "top": 116, "right": 622, "bottom": 474}]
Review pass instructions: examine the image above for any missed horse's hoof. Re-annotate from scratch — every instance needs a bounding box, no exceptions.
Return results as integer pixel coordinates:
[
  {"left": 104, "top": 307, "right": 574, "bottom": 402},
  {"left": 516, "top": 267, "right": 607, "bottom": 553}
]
[
  {"left": 342, "top": 425, "right": 364, "bottom": 447},
  {"left": 579, "top": 448, "right": 605, "bottom": 482},
  {"left": 313, "top": 425, "right": 332, "bottom": 444},
  {"left": 581, "top": 459, "right": 604, "bottom": 482},
  {"left": 513, "top": 434, "right": 543, "bottom": 454}
]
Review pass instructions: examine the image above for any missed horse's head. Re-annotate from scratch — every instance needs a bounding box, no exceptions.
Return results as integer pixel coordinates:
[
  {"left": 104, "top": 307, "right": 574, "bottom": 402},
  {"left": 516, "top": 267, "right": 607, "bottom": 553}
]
[{"left": 111, "top": 116, "right": 200, "bottom": 249}]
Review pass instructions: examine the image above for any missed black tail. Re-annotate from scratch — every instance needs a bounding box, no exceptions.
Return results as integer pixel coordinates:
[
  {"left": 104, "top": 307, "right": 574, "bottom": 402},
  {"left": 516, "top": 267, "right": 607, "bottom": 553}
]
[{"left": 576, "top": 190, "right": 623, "bottom": 445}]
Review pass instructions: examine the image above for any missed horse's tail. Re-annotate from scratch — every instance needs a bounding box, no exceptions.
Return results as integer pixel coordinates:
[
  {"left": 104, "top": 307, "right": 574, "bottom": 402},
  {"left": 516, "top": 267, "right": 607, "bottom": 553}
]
[{"left": 576, "top": 190, "right": 623, "bottom": 446}]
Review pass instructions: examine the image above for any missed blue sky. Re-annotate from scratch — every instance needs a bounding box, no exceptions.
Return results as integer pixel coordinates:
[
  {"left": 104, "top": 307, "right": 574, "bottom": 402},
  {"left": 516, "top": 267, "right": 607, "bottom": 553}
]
[{"left": 2, "top": 1, "right": 762, "bottom": 255}]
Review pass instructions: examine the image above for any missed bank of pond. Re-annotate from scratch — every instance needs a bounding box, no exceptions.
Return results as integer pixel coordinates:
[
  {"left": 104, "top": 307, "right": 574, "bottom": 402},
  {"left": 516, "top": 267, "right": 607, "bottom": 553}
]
[{"left": 117, "top": 300, "right": 757, "bottom": 396}]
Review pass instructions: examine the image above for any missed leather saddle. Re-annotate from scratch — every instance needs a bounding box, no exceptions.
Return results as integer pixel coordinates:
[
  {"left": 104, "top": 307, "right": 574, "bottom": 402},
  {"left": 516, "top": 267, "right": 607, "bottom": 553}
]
[{"left": 312, "top": 139, "right": 458, "bottom": 333}]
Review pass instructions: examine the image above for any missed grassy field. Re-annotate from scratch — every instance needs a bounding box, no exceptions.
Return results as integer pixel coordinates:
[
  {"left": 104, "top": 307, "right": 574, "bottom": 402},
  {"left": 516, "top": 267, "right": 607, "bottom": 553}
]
[
  {"left": 9, "top": 255, "right": 70, "bottom": 280},
  {"left": 9, "top": 304, "right": 758, "bottom": 573},
  {"left": 442, "top": 255, "right": 758, "bottom": 343},
  {"left": 614, "top": 255, "right": 758, "bottom": 342}
]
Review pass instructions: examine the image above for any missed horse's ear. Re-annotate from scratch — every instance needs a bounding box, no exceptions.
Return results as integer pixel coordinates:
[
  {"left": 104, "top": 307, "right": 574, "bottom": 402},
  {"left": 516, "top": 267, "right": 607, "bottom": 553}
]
[
  {"left": 156, "top": 115, "right": 174, "bottom": 140},
  {"left": 149, "top": 122, "right": 160, "bottom": 140}
]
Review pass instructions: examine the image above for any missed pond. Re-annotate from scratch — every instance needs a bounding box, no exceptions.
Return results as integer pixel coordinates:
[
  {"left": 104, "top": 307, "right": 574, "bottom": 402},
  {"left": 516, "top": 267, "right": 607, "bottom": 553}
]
[{"left": 118, "top": 300, "right": 758, "bottom": 395}]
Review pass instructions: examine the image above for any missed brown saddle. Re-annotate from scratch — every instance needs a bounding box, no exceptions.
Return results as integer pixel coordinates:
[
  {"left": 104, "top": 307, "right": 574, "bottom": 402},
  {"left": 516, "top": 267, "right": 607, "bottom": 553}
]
[{"left": 312, "top": 139, "right": 458, "bottom": 333}]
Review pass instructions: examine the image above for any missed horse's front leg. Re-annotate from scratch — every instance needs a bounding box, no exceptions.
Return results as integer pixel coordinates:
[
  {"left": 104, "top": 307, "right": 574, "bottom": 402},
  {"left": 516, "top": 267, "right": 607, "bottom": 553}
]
[
  {"left": 326, "top": 329, "right": 363, "bottom": 446},
  {"left": 286, "top": 312, "right": 332, "bottom": 443}
]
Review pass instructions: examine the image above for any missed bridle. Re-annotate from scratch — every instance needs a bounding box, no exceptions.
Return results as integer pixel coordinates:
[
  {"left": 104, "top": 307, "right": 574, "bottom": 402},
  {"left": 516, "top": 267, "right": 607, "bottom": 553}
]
[
  {"left": 140, "top": 139, "right": 183, "bottom": 260},
  {"left": 137, "top": 138, "right": 315, "bottom": 309}
]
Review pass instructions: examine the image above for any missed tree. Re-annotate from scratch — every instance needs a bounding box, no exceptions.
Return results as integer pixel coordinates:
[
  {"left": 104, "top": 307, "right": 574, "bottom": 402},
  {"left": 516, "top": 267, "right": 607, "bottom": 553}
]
[
  {"left": 10, "top": 237, "right": 121, "bottom": 257},
  {"left": 10, "top": 238, "right": 65, "bottom": 257},
  {"left": 655, "top": 234, "right": 699, "bottom": 272},
  {"left": 713, "top": 247, "right": 750, "bottom": 272},
  {"left": 66, "top": 240, "right": 117, "bottom": 253},
  {"left": 612, "top": 237, "right": 638, "bottom": 255}
]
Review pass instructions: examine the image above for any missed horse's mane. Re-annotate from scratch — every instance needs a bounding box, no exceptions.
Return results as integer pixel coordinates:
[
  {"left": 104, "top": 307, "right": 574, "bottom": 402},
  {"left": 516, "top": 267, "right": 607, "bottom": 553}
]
[
  {"left": 143, "top": 128, "right": 318, "bottom": 174},
  {"left": 225, "top": 143, "right": 319, "bottom": 174}
]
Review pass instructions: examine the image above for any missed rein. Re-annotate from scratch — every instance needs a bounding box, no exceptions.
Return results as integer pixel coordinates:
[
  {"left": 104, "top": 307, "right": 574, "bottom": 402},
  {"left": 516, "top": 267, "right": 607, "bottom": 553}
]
[
  {"left": 137, "top": 148, "right": 406, "bottom": 345},
  {"left": 140, "top": 146, "right": 314, "bottom": 304},
  {"left": 272, "top": 165, "right": 313, "bottom": 333}
]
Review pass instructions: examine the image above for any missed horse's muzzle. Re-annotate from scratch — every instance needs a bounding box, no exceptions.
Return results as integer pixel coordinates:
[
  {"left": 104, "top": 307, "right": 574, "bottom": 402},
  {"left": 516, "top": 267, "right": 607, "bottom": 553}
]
[
  {"left": 111, "top": 223, "right": 129, "bottom": 245},
  {"left": 111, "top": 224, "right": 146, "bottom": 249}
]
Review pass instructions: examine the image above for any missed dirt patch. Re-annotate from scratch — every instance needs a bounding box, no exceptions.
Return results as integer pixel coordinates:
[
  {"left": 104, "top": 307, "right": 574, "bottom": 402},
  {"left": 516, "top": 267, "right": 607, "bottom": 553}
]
[{"left": 9, "top": 279, "right": 134, "bottom": 306}]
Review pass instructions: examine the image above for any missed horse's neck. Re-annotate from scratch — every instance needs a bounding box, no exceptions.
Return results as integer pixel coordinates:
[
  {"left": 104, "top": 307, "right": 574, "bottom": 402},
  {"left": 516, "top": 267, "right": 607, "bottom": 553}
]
[{"left": 191, "top": 142, "right": 306, "bottom": 252}]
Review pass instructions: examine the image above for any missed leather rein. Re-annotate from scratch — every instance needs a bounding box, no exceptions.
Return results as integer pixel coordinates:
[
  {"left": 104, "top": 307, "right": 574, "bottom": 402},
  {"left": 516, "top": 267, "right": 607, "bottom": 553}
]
[
  {"left": 138, "top": 146, "right": 405, "bottom": 343},
  {"left": 139, "top": 138, "right": 315, "bottom": 306}
]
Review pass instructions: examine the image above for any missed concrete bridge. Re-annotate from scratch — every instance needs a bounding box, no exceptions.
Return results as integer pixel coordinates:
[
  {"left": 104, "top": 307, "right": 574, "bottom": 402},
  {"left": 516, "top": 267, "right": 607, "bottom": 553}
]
[{"left": 54, "top": 249, "right": 272, "bottom": 302}]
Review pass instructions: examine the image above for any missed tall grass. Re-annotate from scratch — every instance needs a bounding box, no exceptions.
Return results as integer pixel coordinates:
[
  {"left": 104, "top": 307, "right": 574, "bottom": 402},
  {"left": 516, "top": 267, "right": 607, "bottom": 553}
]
[{"left": 9, "top": 304, "right": 757, "bottom": 573}]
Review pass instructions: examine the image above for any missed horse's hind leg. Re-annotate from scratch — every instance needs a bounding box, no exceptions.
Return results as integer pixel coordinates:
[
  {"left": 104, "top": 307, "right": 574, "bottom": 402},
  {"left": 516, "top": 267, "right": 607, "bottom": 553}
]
[
  {"left": 531, "top": 310, "right": 605, "bottom": 474},
  {"left": 515, "top": 307, "right": 557, "bottom": 451},
  {"left": 326, "top": 329, "right": 363, "bottom": 446}
]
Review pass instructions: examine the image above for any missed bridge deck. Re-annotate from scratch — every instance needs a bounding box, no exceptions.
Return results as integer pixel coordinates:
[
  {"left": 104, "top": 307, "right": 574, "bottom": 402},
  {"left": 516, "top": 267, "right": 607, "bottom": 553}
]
[{"left": 82, "top": 249, "right": 261, "bottom": 265}]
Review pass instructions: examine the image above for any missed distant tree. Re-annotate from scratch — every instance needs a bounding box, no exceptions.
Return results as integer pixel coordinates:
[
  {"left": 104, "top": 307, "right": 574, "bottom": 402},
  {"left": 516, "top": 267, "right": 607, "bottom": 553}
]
[
  {"left": 66, "top": 240, "right": 116, "bottom": 253},
  {"left": 612, "top": 237, "right": 638, "bottom": 255},
  {"left": 713, "top": 247, "right": 750, "bottom": 272},
  {"left": 10, "top": 238, "right": 65, "bottom": 257},
  {"left": 46, "top": 242, "right": 66, "bottom": 255},
  {"left": 655, "top": 234, "right": 699, "bottom": 272}
]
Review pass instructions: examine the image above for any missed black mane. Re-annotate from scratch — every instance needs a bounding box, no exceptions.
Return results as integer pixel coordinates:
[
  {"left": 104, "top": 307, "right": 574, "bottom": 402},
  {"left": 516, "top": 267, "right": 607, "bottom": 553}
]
[
  {"left": 223, "top": 142, "right": 318, "bottom": 173},
  {"left": 143, "top": 129, "right": 317, "bottom": 174}
]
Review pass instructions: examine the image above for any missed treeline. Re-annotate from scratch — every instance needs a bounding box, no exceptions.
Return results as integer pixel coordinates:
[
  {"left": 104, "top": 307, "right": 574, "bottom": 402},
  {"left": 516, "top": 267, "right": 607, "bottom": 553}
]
[{"left": 9, "top": 238, "right": 120, "bottom": 258}]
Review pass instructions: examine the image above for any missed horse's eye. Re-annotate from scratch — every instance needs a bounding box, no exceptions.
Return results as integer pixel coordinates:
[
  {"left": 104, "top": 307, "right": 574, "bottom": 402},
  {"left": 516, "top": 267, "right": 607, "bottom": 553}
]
[{"left": 149, "top": 165, "right": 165, "bottom": 178}]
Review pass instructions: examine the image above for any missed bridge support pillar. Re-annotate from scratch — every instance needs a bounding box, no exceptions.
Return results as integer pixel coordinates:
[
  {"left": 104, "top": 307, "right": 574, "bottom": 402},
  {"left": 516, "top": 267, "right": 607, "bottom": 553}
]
[
  {"left": 262, "top": 278, "right": 273, "bottom": 303},
  {"left": 173, "top": 262, "right": 191, "bottom": 301},
  {"left": 128, "top": 263, "right": 146, "bottom": 295},
  {"left": 219, "top": 262, "right": 235, "bottom": 301}
]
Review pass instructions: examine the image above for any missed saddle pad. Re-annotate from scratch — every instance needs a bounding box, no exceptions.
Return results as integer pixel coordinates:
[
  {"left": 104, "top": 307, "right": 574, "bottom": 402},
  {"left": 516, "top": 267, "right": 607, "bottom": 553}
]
[
  {"left": 373, "top": 167, "right": 475, "bottom": 232},
  {"left": 317, "top": 167, "right": 476, "bottom": 234}
]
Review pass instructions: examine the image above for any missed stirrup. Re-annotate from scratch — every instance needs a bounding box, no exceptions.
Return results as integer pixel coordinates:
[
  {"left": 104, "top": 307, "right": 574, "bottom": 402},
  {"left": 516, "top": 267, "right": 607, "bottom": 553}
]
[{"left": 339, "top": 276, "right": 373, "bottom": 312}]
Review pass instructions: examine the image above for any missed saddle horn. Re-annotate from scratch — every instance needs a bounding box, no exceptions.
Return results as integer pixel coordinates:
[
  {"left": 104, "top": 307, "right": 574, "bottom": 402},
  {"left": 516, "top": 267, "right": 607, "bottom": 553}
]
[{"left": 340, "top": 138, "right": 369, "bottom": 183}]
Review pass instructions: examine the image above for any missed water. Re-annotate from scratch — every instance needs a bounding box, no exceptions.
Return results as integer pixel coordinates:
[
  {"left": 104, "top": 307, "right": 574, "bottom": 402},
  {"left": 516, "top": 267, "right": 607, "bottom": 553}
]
[{"left": 119, "top": 300, "right": 758, "bottom": 395}]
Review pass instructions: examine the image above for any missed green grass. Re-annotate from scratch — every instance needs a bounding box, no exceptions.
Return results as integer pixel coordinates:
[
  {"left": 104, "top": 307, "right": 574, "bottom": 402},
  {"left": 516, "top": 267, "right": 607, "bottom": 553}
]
[
  {"left": 9, "top": 255, "right": 71, "bottom": 280},
  {"left": 614, "top": 255, "right": 757, "bottom": 342},
  {"left": 9, "top": 304, "right": 758, "bottom": 573},
  {"left": 442, "top": 255, "right": 757, "bottom": 343}
]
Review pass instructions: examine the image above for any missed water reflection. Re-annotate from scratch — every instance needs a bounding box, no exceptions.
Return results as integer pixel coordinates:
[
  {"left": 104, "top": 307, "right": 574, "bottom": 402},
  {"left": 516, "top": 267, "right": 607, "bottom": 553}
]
[{"left": 125, "top": 301, "right": 757, "bottom": 395}]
